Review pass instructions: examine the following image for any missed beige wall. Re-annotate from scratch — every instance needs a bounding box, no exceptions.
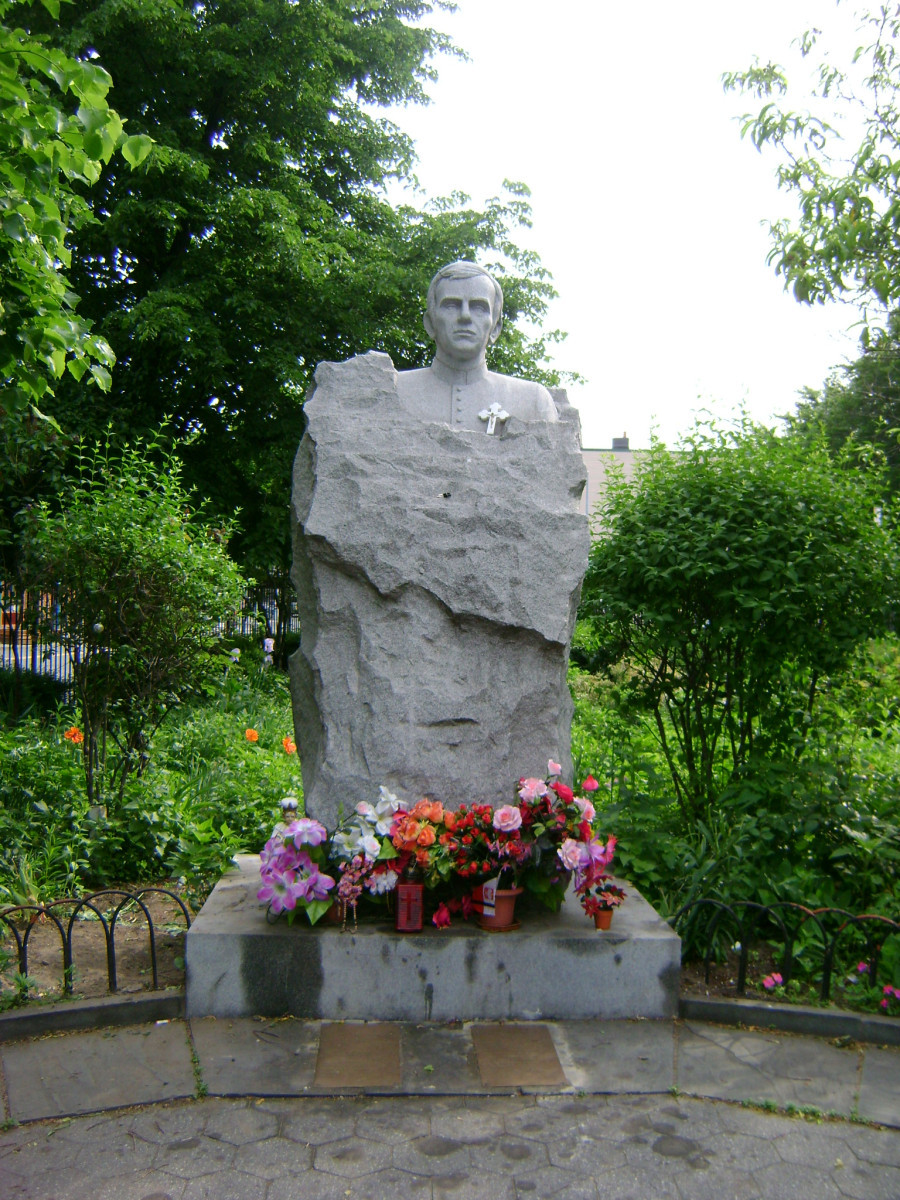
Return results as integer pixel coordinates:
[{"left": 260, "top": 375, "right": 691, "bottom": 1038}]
[{"left": 581, "top": 445, "right": 641, "bottom": 526}]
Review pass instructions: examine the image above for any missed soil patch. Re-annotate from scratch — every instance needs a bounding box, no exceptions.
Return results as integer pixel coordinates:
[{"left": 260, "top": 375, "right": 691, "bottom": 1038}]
[{"left": 0, "top": 883, "right": 192, "bottom": 1007}]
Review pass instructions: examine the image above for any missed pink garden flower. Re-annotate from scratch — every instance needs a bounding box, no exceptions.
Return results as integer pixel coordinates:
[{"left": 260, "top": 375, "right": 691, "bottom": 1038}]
[
  {"left": 581, "top": 775, "right": 600, "bottom": 792},
  {"left": 518, "top": 777, "right": 548, "bottom": 803},
  {"left": 558, "top": 838, "right": 586, "bottom": 871},
  {"left": 762, "top": 973, "right": 783, "bottom": 991},
  {"left": 257, "top": 867, "right": 302, "bottom": 914},
  {"left": 547, "top": 759, "right": 562, "bottom": 776},
  {"left": 284, "top": 817, "right": 328, "bottom": 847},
  {"left": 493, "top": 804, "right": 523, "bottom": 833},
  {"left": 574, "top": 798, "right": 596, "bottom": 822}
]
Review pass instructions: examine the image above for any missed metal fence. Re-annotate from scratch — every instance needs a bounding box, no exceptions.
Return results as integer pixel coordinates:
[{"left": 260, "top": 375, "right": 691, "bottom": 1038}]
[
  {"left": 0, "top": 577, "right": 299, "bottom": 687},
  {"left": 0, "top": 888, "right": 191, "bottom": 998},
  {"left": 675, "top": 897, "right": 900, "bottom": 1003}
]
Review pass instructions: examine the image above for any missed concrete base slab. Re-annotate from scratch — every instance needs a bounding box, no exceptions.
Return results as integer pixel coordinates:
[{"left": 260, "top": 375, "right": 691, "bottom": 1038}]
[
  {"left": 555, "top": 1018, "right": 675, "bottom": 1095},
  {"left": 676, "top": 1020, "right": 862, "bottom": 1112},
  {"left": 190, "top": 1016, "right": 320, "bottom": 1097},
  {"left": 1, "top": 1022, "right": 195, "bottom": 1121},
  {"left": 186, "top": 856, "right": 681, "bottom": 1021},
  {"left": 857, "top": 1045, "right": 900, "bottom": 1128}
]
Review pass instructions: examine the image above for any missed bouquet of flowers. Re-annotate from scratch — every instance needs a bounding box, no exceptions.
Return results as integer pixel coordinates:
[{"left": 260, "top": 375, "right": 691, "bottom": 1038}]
[{"left": 257, "top": 815, "right": 336, "bottom": 925}]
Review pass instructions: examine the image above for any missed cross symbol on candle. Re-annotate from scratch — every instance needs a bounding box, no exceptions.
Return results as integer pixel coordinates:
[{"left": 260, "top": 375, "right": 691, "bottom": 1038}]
[{"left": 478, "top": 402, "right": 509, "bottom": 435}]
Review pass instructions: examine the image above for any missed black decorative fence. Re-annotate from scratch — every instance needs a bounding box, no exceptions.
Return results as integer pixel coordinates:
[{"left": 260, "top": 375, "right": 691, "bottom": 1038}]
[
  {"left": 0, "top": 576, "right": 300, "bottom": 687},
  {"left": 0, "top": 888, "right": 191, "bottom": 998},
  {"left": 675, "top": 898, "right": 900, "bottom": 1003}
]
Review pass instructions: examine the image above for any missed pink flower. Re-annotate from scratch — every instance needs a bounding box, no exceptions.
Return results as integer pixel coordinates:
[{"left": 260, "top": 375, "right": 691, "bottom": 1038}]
[
  {"left": 558, "top": 838, "right": 586, "bottom": 871},
  {"left": 574, "top": 798, "right": 595, "bottom": 822},
  {"left": 257, "top": 867, "right": 300, "bottom": 914},
  {"left": 284, "top": 817, "right": 328, "bottom": 847},
  {"left": 882, "top": 998, "right": 890, "bottom": 1010},
  {"left": 581, "top": 775, "right": 600, "bottom": 792},
  {"left": 493, "top": 804, "right": 523, "bottom": 832},
  {"left": 548, "top": 759, "right": 562, "bottom": 776},
  {"left": 552, "top": 781, "right": 574, "bottom": 803},
  {"left": 762, "top": 973, "right": 783, "bottom": 991},
  {"left": 518, "top": 777, "right": 548, "bottom": 802},
  {"left": 432, "top": 902, "right": 452, "bottom": 929},
  {"left": 858, "top": 962, "right": 869, "bottom": 974}
]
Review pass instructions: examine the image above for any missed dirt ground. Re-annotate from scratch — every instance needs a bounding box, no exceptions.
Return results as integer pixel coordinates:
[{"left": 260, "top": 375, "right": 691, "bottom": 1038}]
[{"left": 0, "top": 884, "right": 191, "bottom": 1006}]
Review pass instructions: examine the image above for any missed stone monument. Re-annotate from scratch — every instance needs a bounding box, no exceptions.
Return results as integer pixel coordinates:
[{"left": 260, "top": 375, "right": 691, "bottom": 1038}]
[{"left": 289, "top": 262, "right": 590, "bottom": 830}]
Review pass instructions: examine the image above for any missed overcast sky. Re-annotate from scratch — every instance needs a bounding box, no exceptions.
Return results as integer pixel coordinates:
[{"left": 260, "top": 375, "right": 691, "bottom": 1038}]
[{"left": 385, "top": 0, "right": 867, "bottom": 449}]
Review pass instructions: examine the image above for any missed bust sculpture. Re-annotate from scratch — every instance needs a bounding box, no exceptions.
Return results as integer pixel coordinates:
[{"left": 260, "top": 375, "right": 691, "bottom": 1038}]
[
  {"left": 397, "top": 261, "right": 559, "bottom": 432},
  {"left": 289, "top": 261, "right": 589, "bottom": 829}
]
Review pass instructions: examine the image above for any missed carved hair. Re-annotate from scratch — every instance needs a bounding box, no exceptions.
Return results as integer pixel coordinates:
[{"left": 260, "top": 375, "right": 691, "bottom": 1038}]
[{"left": 426, "top": 261, "right": 504, "bottom": 322}]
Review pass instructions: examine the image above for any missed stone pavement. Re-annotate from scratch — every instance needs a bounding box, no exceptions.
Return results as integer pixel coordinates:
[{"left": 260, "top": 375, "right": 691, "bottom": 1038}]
[{"left": 1, "top": 1017, "right": 899, "bottom": 1199}]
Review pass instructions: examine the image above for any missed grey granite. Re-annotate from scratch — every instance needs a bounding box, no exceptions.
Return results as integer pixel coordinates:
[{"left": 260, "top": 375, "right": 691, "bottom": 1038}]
[{"left": 289, "top": 348, "right": 589, "bottom": 826}]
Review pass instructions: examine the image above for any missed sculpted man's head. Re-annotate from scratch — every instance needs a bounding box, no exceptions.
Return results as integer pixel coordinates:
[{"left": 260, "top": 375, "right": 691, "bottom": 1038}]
[{"left": 424, "top": 262, "right": 504, "bottom": 370}]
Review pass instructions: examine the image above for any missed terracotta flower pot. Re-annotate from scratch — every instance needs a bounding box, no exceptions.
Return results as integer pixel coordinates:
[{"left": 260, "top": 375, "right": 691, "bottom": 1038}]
[
  {"left": 593, "top": 909, "right": 613, "bottom": 930},
  {"left": 475, "top": 886, "right": 523, "bottom": 931}
]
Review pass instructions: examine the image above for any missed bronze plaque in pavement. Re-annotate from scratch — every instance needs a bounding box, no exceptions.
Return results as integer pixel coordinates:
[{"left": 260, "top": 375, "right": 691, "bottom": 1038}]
[
  {"left": 471, "top": 1024, "right": 567, "bottom": 1087},
  {"left": 314, "top": 1022, "right": 402, "bottom": 1087}
]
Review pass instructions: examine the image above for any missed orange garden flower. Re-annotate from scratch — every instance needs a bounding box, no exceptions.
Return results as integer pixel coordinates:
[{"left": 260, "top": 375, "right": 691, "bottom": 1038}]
[
  {"left": 245, "top": 728, "right": 259, "bottom": 743},
  {"left": 391, "top": 815, "right": 423, "bottom": 853},
  {"left": 282, "top": 736, "right": 297, "bottom": 754},
  {"left": 63, "top": 726, "right": 84, "bottom": 745},
  {"left": 410, "top": 799, "right": 444, "bottom": 823}
]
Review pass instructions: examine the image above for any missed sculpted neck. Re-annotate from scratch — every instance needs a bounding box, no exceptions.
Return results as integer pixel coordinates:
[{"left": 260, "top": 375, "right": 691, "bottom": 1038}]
[{"left": 430, "top": 354, "right": 490, "bottom": 385}]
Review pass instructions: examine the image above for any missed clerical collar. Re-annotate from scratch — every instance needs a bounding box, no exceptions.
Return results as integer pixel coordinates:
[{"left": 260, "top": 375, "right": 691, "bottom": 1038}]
[{"left": 430, "top": 356, "right": 490, "bottom": 386}]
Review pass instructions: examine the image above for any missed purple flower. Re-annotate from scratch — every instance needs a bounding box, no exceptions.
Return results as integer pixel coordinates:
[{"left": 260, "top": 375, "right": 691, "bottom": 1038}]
[
  {"left": 257, "top": 867, "right": 300, "bottom": 914},
  {"left": 762, "top": 973, "right": 783, "bottom": 991},
  {"left": 284, "top": 817, "right": 328, "bottom": 847},
  {"left": 857, "top": 962, "right": 869, "bottom": 975}
]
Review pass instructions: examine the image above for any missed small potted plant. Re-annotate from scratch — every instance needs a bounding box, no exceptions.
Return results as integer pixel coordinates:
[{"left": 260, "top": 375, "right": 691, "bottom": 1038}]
[{"left": 579, "top": 880, "right": 627, "bottom": 929}]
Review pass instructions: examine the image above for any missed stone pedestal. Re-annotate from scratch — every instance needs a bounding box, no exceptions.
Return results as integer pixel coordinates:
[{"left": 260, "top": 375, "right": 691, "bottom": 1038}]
[{"left": 185, "top": 856, "right": 681, "bottom": 1021}]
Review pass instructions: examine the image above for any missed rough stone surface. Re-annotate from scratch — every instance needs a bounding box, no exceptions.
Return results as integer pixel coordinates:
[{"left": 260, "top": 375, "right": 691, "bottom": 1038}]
[
  {"left": 185, "top": 856, "right": 681, "bottom": 1021},
  {"left": 289, "top": 351, "right": 589, "bottom": 827}
]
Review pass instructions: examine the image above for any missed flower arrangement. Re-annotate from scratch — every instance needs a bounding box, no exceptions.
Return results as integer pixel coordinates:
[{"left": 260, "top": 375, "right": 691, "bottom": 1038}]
[{"left": 256, "top": 761, "right": 623, "bottom": 930}]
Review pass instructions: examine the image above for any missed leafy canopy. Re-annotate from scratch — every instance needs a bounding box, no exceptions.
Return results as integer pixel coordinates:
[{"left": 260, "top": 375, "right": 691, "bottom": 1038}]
[
  {"left": 29, "top": 0, "right": 567, "bottom": 571},
  {"left": 0, "top": 0, "right": 149, "bottom": 561},
  {"left": 579, "top": 421, "right": 897, "bottom": 823},
  {"left": 27, "top": 429, "right": 245, "bottom": 806},
  {"left": 724, "top": 4, "right": 900, "bottom": 328}
]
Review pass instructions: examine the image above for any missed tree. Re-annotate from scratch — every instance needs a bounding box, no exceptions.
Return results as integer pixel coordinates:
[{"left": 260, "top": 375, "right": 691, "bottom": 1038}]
[
  {"left": 27, "top": 431, "right": 245, "bottom": 806},
  {"left": 26, "top": 1, "right": 566, "bottom": 572},
  {"left": 790, "top": 306, "right": 900, "bottom": 498},
  {"left": 724, "top": 5, "right": 900, "bottom": 326},
  {"left": 0, "top": 0, "right": 150, "bottom": 568},
  {"left": 579, "top": 421, "right": 897, "bottom": 825}
]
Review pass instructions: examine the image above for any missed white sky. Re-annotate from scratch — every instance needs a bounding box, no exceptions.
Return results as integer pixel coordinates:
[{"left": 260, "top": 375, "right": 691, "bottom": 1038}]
[{"left": 385, "top": 0, "right": 868, "bottom": 449}]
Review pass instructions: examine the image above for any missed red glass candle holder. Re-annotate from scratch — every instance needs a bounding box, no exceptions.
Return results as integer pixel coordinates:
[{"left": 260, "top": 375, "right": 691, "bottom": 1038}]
[{"left": 395, "top": 880, "right": 424, "bottom": 932}]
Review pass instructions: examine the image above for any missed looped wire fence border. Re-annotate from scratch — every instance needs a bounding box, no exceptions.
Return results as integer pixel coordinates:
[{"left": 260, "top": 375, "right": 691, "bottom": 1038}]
[
  {"left": 673, "top": 897, "right": 900, "bottom": 1002},
  {"left": 0, "top": 887, "right": 191, "bottom": 997}
]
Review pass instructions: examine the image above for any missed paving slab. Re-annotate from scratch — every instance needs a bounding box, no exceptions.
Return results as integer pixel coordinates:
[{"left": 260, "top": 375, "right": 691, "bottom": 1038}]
[
  {"left": 313, "top": 1021, "right": 402, "bottom": 1088},
  {"left": 189, "top": 1015, "right": 319, "bottom": 1096},
  {"left": 400, "top": 1021, "right": 481, "bottom": 1094},
  {"left": 856, "top": 1043, "right": 900, "bottom": 1128},
  {"left": 471, "top": 1023, "right": 567, "bottom": 1087},
  {"left": 555, "top": 1018, "right": 675, "bottom": 1094},
  {"left": 676, "top": 1020, "right": 862, "bottom": 1114},
  {"left": 0, "top": 1021, "right": 195, "bottom": 1121}
]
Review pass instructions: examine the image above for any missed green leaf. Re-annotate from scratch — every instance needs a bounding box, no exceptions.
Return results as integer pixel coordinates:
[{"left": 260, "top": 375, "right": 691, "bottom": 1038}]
[{"left": 121, "top": 133, "right": 153, "bottom": 168}]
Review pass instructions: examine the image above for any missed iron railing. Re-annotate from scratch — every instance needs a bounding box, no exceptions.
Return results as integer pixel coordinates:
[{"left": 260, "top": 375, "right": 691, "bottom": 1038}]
[
  {"left": 0, "top": 887, "right": 191, "bottom": 997},
  {"left": 675, "top": 897, "right": 900, "bottom": 1003},
  {"left": 0, "top": 577, "right": 299, "bottom": 686}
]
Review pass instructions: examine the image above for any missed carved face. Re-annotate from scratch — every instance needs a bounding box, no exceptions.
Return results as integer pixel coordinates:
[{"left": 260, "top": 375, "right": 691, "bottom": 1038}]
[{"left": 424, "top": 275, "right": 502, "bottom": 367}]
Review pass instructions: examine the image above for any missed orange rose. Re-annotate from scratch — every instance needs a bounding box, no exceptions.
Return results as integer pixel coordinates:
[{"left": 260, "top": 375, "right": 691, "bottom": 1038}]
[
  {"left": 411, "top": 799, "right": 443, "bottom": 823},
  {"left": 416, "top": 825, "right": 436, "bottom": 847},
  {"left": 415, "top": 848, "right": 431, "bottom": 866},
  {"left": 443, "top": 811, "right": 458, "bottom": 832},
  {"left": 391, "top": 816, "right": 422, "bottom": 853}
]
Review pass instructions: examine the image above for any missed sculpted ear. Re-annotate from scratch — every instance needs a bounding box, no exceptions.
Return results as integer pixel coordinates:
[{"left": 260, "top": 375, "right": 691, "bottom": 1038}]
[
  {"left": 488, "top": 312, "right": 503, "bottom": 344},
  {"left": 423, "top": 311, "right": 435, "bottom": 340}
]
